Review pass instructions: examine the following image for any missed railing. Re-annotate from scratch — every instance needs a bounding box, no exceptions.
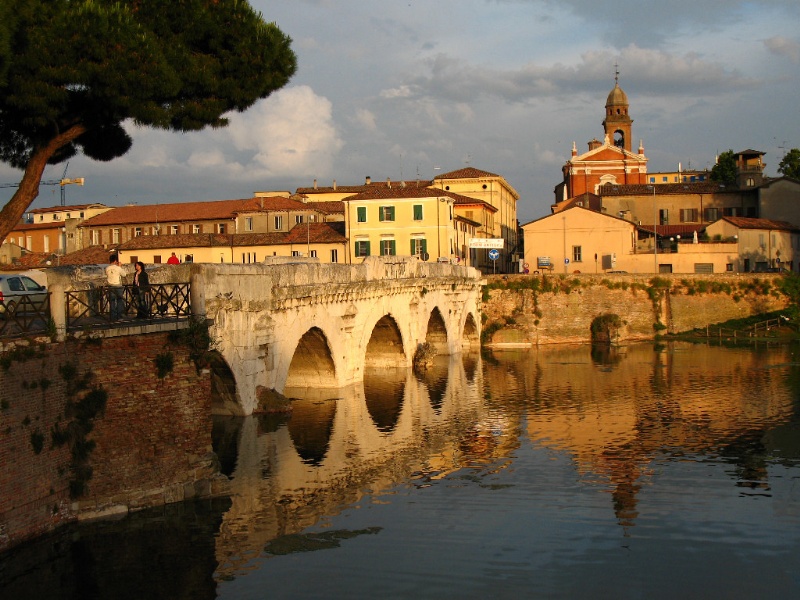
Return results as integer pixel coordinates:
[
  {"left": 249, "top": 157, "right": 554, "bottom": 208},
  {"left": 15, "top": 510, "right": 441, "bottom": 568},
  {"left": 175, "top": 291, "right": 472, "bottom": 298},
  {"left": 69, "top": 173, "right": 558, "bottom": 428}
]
[
  {"left": 699, "top": 316, "right": 792, "bottom": 340},
  {"left": 65, "top": 283, "right": 191, "bottom": 330},
  {"left": 0, "top": 294, "right": 52, "bottom": 337}
]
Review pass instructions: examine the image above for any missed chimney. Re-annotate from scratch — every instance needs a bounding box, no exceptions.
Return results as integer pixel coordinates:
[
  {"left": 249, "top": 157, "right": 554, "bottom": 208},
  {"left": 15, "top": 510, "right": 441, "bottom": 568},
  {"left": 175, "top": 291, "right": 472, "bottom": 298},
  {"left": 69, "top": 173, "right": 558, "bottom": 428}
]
[
  {"left": 387, "top": 177, "right": 391, "bottom": 188},
  {"left": 365, "top": 176, "right": 371, "bottom": 185},
  {"left": 333, "top": 179, "right": 337, "bottom": 190},
  {"left": 313, "top": 178, "right": 317, "bottom": 190},
  {"left": 572, "top": 141, "right": 577, "bottom": 157}
]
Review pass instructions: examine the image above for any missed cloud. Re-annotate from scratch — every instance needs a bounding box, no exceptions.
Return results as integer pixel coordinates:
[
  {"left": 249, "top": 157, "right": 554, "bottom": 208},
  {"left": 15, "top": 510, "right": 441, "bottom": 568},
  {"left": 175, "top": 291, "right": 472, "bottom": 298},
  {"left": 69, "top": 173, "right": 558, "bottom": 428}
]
[
  {"left": 354, "top": 108, "right": 378, "bottom": 132},
  {"left": 764, "top": 36, "right": 800, "bottom": 64}
]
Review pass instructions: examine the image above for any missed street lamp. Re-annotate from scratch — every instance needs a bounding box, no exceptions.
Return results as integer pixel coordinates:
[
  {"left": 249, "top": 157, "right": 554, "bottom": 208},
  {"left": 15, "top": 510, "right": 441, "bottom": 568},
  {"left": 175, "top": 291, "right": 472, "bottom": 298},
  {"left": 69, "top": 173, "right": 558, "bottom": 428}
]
[{"left": 647, "top": 185, "right": 657, "bottom": 273}]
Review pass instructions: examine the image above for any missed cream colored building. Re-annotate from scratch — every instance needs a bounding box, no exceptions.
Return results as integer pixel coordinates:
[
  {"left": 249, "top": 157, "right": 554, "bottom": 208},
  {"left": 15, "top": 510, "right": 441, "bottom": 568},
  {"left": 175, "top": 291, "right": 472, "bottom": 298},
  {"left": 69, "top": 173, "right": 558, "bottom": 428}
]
[
  {"left": 523, "top": 206, "right": 756, "bottom": 275},
  {"left": 2, "top": 203, "right": 111, "bottom": 255},
  {"left": 115, "top": 224, "right": 347, "bottom": 265},
  {"left": 705, "top": 216, "right": 799, "bottom": 273}
]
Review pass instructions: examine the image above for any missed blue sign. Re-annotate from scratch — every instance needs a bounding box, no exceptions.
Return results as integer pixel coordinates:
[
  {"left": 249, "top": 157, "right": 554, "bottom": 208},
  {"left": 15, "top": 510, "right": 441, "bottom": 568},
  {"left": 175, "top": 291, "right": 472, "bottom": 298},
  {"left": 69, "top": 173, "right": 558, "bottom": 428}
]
[{"left": 488, "top": 249, "right": 500, "bottom": 260}]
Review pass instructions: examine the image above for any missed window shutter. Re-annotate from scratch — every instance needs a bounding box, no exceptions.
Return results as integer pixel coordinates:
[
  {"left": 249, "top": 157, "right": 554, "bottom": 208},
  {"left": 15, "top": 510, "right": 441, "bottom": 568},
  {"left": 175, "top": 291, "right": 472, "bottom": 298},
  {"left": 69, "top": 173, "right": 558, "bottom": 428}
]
[
  {"left": 414, "top": 204, "right": 423, "bottom": 220},
  {"left": 379, "top": 207, "right": 385, "bottom": 222},
  {"left": 390, "top": 240, "right": 396, "bottom": 255},
  {"left": 357, "top": 206, "right": 366, "bottom": 222},
  {"left": 410, "top": 240, "right": 416, "bottom": 255},
  {"left": 389, "top": 206, "right": 395, "bottom": 221},
  {"left": 421, "top": 239, "right": 427, "bottom": 254},
  {"left": 366, "top": 241, "right": 371, "bottom": 256}
]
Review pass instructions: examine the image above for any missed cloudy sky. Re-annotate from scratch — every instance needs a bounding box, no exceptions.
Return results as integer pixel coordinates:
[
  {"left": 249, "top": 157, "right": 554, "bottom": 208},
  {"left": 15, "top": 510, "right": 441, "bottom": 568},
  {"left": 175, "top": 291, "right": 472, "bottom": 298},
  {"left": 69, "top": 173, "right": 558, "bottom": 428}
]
[{"left": 2, "top": 0, "right": 798, "bottom": 223}]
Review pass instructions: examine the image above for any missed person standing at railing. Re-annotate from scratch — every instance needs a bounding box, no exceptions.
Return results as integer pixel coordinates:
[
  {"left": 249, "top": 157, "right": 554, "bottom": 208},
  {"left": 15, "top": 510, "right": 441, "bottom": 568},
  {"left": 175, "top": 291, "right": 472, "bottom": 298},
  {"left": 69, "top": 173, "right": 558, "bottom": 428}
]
[
  {"left": 105, "top": 254, "right": 125, "bottom": 321},
  {"left": 133, "top": 261, "right": 150, "bottom": 319}
]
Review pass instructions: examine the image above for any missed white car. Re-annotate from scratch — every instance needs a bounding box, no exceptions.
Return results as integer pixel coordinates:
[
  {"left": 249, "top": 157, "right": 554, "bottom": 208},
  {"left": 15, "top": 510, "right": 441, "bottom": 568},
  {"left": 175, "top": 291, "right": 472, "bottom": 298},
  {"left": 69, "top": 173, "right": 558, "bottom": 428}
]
[{"left": 0, "top": 274, "right": 48, "bottom": 317}]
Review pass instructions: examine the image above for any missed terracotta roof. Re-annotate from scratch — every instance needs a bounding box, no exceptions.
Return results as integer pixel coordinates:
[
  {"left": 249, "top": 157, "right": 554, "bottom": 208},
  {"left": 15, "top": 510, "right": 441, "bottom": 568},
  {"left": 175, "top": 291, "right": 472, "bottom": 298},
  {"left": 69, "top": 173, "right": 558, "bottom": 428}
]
[
  {"left": 59, "top": 246, "right": 117, "bottom": 265},
  {"left": 16, "top": 252, "right": 53, "bottom": 267},
  {"left": 234, "top": 196, "right": 314, "bottom": 213},
  {"left": 116, "top": 223, "right": 347, "bottom": 251},
  {"left": 306, "top": 201, "right": 345, "bottom": 215},
  {"left": 7, "top": 222, "right": 65, "bottom": 232},
  {"left": 553, "top": 193, "right": 603, "bottom": 213},
  {"left": 719, "top": 216, "right": 800, "bottom": 231},
  {"left": 30, "top": 203, "right": 108, "bottom": 214},
  {"left": 342, "top": 184, "right": 497, "bottom": 212},
  {"left": 81, "top": 198, "right": 262, "bottom": 226},
  {"left": 434, "top": 167, "right": 500, "bottom": 180}
]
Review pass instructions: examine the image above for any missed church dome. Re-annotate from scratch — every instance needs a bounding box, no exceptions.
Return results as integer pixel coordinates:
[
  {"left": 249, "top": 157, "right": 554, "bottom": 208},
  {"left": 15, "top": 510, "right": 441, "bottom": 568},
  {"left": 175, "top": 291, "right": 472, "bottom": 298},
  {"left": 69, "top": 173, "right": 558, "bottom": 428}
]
[{"left": 606, "top": 83, "right": 628, "bottom": 107}]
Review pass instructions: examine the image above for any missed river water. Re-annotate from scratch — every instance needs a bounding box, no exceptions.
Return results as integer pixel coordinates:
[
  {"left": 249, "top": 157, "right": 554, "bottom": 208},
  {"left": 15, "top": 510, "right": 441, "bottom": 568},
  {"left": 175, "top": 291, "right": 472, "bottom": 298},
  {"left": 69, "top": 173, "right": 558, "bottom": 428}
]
[{"left": 2, "top": 342, "right": 800, "bottom": 599}]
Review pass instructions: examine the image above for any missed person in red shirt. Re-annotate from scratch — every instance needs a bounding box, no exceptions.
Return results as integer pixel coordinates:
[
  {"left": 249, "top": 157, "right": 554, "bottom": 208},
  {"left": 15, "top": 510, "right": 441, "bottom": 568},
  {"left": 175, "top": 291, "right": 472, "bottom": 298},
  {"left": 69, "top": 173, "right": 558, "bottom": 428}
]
[{"left": 167, "top": 252, "right": 180, "bottom": 265}]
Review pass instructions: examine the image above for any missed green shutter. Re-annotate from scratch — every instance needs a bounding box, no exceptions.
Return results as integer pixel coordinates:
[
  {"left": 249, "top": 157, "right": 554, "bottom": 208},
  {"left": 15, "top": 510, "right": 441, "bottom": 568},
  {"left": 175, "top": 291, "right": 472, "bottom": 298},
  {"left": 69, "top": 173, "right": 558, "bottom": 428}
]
[
  {"left": 421, "top": 239, "right": 427, "bottom": 254},
  {"left": 410, "top": 240, "right": 416, "bottom": 255},
  {"left": 379, "top": 207, "right": 385, "bottom": 222},
  {"left": 357, "top": 206, "right": 366, "bottom": 222},
  {"left": 390, "top": 240, "right": 396, "bottom": 255},
  {"left": 413, "top": 204, "right": 423, "bottom": 220},
  {"left": 366, "top": 241, "right": 371, "bottom": 256},
  {"left": 389, "top": 206, "right": 395, "bottom": 221}
]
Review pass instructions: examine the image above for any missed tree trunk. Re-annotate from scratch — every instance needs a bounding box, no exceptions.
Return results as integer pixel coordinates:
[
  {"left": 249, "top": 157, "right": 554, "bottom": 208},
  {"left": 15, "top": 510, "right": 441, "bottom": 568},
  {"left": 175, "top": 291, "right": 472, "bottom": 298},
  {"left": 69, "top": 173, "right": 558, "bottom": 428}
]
[{"left": 0, "top": 124, "right": 87, "bottom": 242}]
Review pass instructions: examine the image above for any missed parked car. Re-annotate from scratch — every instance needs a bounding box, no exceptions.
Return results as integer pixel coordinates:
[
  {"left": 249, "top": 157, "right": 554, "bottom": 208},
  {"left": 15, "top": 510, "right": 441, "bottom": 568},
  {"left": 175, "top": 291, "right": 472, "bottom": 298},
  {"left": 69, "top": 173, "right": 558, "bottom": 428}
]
[{"left": 0, "top": 274, "right": 48, "bottom": 317}]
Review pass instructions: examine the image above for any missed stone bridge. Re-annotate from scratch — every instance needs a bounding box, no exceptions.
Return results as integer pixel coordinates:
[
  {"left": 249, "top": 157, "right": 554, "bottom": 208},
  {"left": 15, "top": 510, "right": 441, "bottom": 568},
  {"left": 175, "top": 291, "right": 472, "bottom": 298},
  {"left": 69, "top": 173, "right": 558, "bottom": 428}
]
[{"left": 191, "top": 257, "right": 483, "bottom": 414}]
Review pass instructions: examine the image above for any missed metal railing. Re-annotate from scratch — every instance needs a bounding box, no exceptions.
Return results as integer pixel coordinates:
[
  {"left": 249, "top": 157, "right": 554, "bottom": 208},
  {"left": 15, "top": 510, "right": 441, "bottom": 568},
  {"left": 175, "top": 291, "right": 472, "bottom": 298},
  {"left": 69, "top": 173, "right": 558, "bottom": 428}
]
[
  {"left": 0, "top": 294, "right": 52, "bottom": 337},
  {"left": 65, "top": 283, "right": 191, "bottom": 329}
]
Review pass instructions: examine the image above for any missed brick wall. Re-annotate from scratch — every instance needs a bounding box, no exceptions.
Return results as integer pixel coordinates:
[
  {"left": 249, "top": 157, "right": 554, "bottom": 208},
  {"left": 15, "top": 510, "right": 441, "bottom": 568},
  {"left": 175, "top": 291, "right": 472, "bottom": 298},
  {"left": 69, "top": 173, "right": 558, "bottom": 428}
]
[{"left": 0, "top": 333, "right": 225, "bottom": 551}]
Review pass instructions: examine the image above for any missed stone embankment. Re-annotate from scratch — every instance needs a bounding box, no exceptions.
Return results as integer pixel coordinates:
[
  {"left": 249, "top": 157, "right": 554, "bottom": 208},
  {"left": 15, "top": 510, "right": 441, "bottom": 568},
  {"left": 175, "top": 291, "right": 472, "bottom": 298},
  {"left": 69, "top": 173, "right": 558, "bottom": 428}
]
[{"left": 481, "top": 273, "right": 790, "bottom": 347}]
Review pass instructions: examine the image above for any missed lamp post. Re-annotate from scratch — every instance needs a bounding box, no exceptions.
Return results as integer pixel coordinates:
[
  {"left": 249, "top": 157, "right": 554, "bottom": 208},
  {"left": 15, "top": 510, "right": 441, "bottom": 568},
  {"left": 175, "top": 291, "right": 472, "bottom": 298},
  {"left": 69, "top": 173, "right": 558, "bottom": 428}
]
[{"left": 647, "top": 185, "right": 657, "bottom": 273}]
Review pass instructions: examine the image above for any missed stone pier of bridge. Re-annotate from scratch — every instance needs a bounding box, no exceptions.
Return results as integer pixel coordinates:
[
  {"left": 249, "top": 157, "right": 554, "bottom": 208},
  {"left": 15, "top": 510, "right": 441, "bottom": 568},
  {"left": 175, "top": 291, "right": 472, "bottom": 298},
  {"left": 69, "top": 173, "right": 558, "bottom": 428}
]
[{"left": 191, "top": 257, "right": 483, "bottom": 414}]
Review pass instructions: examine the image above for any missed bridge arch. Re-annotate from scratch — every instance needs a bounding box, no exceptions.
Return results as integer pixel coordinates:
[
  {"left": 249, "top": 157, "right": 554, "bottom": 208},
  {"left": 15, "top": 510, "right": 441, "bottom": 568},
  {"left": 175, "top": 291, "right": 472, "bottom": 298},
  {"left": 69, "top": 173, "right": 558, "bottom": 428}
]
[
  {"left": 424, "top": 307, "right": 449, "bottom": 354},
  {"left": 365, "top": 314, "right": 407, "bottom": 368},
  {"left": 462, "top": 312, "right": 480, "bottom": 351},
  {"left": 285, "top": 326, "right": 338, "bottom": 389}
]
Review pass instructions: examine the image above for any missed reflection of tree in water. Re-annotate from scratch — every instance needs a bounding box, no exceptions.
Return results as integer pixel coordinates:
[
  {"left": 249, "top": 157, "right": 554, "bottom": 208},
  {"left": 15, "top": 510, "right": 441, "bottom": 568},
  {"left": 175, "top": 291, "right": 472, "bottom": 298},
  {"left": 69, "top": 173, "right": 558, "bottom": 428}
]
[
  {"left": 720, "top": 431, "right": 771, "bottom": 492},
  {"left": 364, "top": 368, "right": 407, "bottom": 432},
  {"left": 590, "top": 343, "right": 623, "bottom": 368},
  {"left": 287, "top": 398, "right": 337, "bottom": 466}
]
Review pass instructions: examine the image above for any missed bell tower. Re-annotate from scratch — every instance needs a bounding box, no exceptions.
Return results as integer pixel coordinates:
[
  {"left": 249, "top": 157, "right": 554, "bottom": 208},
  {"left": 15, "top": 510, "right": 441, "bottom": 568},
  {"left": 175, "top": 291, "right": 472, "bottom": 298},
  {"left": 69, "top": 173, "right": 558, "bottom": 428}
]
[{"left": 602, "top": 66, "right": 633, "bottom": 152}]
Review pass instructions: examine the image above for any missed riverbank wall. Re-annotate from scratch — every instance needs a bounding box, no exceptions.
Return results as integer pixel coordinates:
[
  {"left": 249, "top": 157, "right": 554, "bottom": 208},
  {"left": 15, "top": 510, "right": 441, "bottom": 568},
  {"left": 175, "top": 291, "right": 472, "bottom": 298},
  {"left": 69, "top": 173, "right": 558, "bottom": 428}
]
[
  {"left": 0, "top": 332, "right": 226, "bottom": 552},
  {"left": 482, "top": 273, "right": 791, "bottom": 346}
]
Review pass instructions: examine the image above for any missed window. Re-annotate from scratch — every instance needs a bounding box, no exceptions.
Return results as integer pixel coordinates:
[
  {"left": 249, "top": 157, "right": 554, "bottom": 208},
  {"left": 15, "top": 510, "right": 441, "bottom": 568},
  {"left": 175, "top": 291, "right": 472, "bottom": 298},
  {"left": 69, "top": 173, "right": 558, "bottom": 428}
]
[
  {"left": 274, "top": 215, "right": 283, "bottom": 230},
  {"left": 291, "top": 250, "right": 300, "bottom": 257},
  {"left": 662, "top": 176, "right": 668, "bottom": 183},
  {"left": 92, "top": 230, "right": 100, "bottom": 245},
  {"left": 39, "top": 215, "right": 44, "bottom": 222},
  {"left": 190, "top": 224, "right": 199, "bottom": 234},
  {"left": 310, "top": 250, "right": 317, "bottom": 258},
  {"left": 411, "top": 238, "right": 427, "bottom": 256},
  {"left": 658, "top": 209, "right": 669, "bottom": 225},
  {"left": 218, "top": 223, "right": 226, "bottom": 234},
  {"left": 704, "top": 207, "right": 720, "bottom": 222},
  {"left": 151, "top": 226, "right": 159, "bottom": 235},
  {"left": 330, "top": 249, "right": 339, "bottom": 263},
  {"left": 413, "top": 204, "right": 423, "bottom": 220},
  {"left": 759, "top": 234, "right": 765, "bottom": 248},
  {"left": 723, "top": 207, "right": 740, "bottom": 217},
  {"left": 295, "top": 215, "right": 304, "bottom": 224},
  {"left": 649, "top": 177, "right": 655, "bottom": 183},
  {"left": 134, "top": 227, "right": 142, "bottom": 237},
  {"left": 65, "top": 213, "right": 71, "bottom": 219},
  {"left": 572, "top": 245, "right": 582, "bottom": 263},
  {"left": 746, "top": 178, "right": 755, "bottom": 187},
  {"left": 112, "top": 229, "right": 120, "bottom": 243},
  {"left": 381, "top": 239, "right": 396, "bottom": 256},
  {"left": 43, "top": 235, "right": 49, "bottom": 253},
  {"left": 154, "top": 255, "right": 162, "bottom": 264},
  {"left": 680, "top": 209, "right": 698, "bottom": 223},
  {"left": 53, "top": 214, "right": 60, "bottom": 221},
  {"left": 355, "top": 240, "right": 370, "bottom": 257},
  {"left": 245, "top": 217, "right": 253, "bottom": 231},
  {"left": 378, "top": 206, "right": 395, "bottom": 222},
  {"left": 170, "top": 225, "right": 179, "bottom": 235},
  {"left": 726, "top": 263, "right": 734, "bottom": 272},
  {"left": 357, "top": 206, "right": 367, "bottom": 223}
]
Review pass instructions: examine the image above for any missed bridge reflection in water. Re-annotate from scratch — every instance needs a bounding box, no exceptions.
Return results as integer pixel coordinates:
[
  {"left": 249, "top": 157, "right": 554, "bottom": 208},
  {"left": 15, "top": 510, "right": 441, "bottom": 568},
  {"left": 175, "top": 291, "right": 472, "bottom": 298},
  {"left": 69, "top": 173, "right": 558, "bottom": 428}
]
[{"left": 2, "top": 342, "right": 799, "bottom": 598}]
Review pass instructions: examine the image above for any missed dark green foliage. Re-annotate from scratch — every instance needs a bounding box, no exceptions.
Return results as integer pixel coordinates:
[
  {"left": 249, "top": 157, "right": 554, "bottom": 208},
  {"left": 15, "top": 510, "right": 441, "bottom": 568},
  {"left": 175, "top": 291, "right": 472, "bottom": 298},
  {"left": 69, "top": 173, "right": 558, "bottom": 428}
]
[
  {"left": 155, "top": 351, "right": 174, "bottom": 379},
  {"left": 710, "top": 150, "right": 738, "bottom": 186},
  {"left": 0, "top": 0, "right": 297, "bottom": 239},
  {"left": 50, "top": 362, "right": 107, "bottom": 498},
  {"left": 168, "top": 315, "right": 216, "bottom": 370},
  {"left": 778, "top": 148, "right": 800, "bottom": 180},
  {"left": 30, "top": 430, "right": 44, "bottom": 454}
]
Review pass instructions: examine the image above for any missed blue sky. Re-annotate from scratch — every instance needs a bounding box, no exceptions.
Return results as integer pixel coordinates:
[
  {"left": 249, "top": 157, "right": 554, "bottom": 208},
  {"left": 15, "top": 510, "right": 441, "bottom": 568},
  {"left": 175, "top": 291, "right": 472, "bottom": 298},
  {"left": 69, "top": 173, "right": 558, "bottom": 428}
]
[{"left": 1, "top": 0, "right": 798, "bottom": 223}]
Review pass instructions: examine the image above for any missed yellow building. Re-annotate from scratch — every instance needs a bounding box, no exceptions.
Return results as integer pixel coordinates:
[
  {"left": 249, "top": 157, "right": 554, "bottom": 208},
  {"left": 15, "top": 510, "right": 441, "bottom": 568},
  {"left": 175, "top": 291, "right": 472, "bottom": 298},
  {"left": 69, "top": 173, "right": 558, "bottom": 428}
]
[
  {"left": 705, "top": 216, "right": 799, "bottom": 273},
  {"left": 2, "top": 203, "right": 111, "bottom": 255},
  {"left": 343, "top": 184, "right": 455, "bottom": 263}
]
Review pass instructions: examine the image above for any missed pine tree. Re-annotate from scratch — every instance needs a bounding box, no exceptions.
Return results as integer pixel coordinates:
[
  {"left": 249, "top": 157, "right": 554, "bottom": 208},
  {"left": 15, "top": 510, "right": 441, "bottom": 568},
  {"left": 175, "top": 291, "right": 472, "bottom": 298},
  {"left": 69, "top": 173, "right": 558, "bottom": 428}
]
[{"left": 0, "top": 0, "right": 296, "bottom": 240}]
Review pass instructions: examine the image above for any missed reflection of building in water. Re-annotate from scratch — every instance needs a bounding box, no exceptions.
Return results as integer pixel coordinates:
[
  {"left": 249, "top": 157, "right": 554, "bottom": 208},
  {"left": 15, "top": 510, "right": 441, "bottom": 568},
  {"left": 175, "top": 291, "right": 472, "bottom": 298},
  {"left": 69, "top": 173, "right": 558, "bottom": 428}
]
[
  {"left": 487, "top": 343, "right": 796, "bottom": 530},
  {"left": 213, "top": 353, "right": 491, "bottom": 579}
]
